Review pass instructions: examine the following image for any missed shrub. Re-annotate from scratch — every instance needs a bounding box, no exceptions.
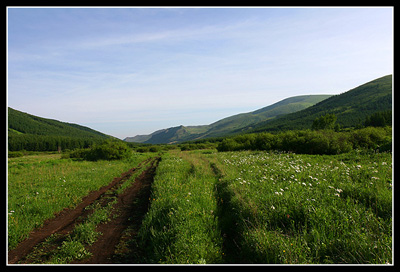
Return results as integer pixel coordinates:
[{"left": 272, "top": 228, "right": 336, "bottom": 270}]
[
  {"left": 69, "top": 140, "right": 131, "bottom": 161},
  {"left": 350, "top": 127, "right": 387, "bottom": 149},
  {"left": 149, "top": 146, "right": 160, "bottom": 153},
  {"left": 216, "top": 127, "right": 391, "bottom": 155}
]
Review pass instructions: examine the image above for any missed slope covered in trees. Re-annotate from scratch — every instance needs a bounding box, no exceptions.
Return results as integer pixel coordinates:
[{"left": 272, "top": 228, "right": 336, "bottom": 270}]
[
  {"left": 8, "top": 108, "right": 111, "bottom": 151},
  {"left": 249, "top": 75, "right": 392, "bottom": 133}
]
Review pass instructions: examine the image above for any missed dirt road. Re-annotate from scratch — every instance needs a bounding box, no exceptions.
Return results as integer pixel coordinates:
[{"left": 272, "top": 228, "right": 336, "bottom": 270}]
[{"left": 8, "top": 157, "right": 160, "bottom": 264}]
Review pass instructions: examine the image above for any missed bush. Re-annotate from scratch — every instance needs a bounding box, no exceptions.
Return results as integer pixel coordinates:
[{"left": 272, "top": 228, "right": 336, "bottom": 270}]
[
  {"left": 69, "top": 140, "right": 131, "bottom": 161},
  {"left": 149, "top": 146, "right": 160, "bottom": 153},
  {"left": 136, "top": 147, "right": 149, "bottom": 153},
  {"left": 216, "top": 127, "right": 391, "bottom": 155},
  {"left": 350, "top": 127, "right": 387, "bottom": 149},
  {"left": 217, "top": 138, "right": 241, "bottom": 152}
]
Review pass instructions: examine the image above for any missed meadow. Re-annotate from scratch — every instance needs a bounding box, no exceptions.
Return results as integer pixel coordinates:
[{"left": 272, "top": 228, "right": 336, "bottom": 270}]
[
  {"left": 8, "top": 149, "right": 392, "bottom": 264},
  {"left": 135, "top": 150, "right": 392, "bottom": 264},
  {"left": 7, "top": 152, "right": 153, "bottom": 250}
]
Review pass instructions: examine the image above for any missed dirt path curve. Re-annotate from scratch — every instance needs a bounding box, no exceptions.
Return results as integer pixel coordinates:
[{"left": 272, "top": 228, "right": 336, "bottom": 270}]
[
  {"left": 77, "top": 157, "right": 160, "bottom": 264},
  {"left": 8, "top": 157, "right": 156, "bottom": 264}
]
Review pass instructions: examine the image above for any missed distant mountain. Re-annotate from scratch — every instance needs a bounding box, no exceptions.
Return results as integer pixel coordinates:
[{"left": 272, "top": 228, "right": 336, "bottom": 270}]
[
  {"left": 8, "top": 107, "right": 111, "bottom": 151},
  {"left": 249, "top": 74, "right": 392, "bottom": 133},
  {"left": 124, "top": 95, "right": 332, "bottom": 144}
]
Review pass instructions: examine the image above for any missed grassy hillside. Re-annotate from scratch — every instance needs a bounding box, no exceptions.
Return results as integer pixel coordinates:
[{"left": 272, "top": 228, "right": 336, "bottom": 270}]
[
  {"left": 202, "top": 95, "right": 332, "bottom": 138},
  {"left": 8, "top": 108, "right": 111, "bottom": 151},
  {"left": 250, "top": 75, "right": 392, "bottom": 133},
  {"left": 126, "top": 95, "right": 331, "bottom": 144}
]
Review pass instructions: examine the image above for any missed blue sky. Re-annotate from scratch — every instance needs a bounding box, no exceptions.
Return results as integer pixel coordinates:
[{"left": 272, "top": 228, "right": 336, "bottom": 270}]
[{"left": 7, "top": 7, "right": 393, "bottom": 139}]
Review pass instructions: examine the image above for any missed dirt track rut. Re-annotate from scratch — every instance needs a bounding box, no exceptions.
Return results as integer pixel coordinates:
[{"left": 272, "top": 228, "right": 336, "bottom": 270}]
[
  {"left": 8, "top": 157, "right": 159, "bottom": 264},
  {"left": 77, "top": 157, "right": 160, "bottom": 264}
]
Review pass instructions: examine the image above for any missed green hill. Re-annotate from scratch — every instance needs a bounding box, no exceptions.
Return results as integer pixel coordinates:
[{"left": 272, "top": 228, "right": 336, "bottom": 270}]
[
  {"left": 8, "top": 107, "right": 111, "bottom": 151},
  {"left": 249, "top": 74, "right": 392, "bottom": 133},
  {"left": 201, "top": 95, "right": 332, "bottom": 138},
  {"left": 125, "top": 95, "right": 332, "bottom": 144}
]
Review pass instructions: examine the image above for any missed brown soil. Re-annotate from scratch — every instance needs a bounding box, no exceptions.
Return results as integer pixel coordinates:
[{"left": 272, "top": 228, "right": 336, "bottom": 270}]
[
  {"left": 8, "top": 157, "right": 159, "bottom": 264},
  {"left": 76, "top": 157, "right": 159, "bottom": 264}
]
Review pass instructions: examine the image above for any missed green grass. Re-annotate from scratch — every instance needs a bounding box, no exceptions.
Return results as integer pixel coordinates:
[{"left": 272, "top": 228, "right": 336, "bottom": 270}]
[
  {"left": 7, "top": 152, "right": 153, "bottom": 250},
  {"left": 210, "top": 150, "right": 392, "bottom": 264},
  {"left": 31, "top": 199, "right": 117, "bottom": 264},
  {"left": 8, "top": 149, "right": 392, "bottom": 264},
  {"left": 137, "top": 150, "right": 392, "bottom": 264},
  {"left": 137, "top": 151, "right": 223, "bottom": 264}
]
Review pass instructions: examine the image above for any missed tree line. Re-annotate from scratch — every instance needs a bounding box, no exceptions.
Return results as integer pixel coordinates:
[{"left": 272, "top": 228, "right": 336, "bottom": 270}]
[
  {"left": 217, "top": 126, "right": 392, "bottom": 155},
  {"left": 8, "top": 134, "right": 105, "bottom": 152},
  {"left": 218, "top": 111, "right": 392, "bottom": 155}
]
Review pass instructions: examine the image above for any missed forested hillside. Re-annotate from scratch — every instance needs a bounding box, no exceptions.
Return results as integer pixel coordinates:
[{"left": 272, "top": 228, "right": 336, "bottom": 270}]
[
  {"left": 8, "top": 108, "right": 111, "bottom": 151},
  {"left": 250, "top": 75, "right": 392, "bottom": 133}
]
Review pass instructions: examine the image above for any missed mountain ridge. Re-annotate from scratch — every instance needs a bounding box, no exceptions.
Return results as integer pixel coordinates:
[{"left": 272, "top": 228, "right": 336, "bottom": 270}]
[
  {"left": 248, "top": 74, "right": 392, "bottom": 133},
  {"left": 124, "top": 94, "right": 332, "bottom": 144},
  {"left": 125, "top": 75, "right": 392, "bottom": 144}
]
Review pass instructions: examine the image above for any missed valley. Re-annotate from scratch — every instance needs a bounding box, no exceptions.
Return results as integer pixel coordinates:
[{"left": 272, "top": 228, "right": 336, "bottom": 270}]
[{"left": 7, "top": 74, "right": 393, "bottom": 264}]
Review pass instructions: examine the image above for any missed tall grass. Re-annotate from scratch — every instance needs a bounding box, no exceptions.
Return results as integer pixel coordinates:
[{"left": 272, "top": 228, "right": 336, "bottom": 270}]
[
  {"left": 211, "top": 150, "right": 392, "bottom": 264},
  {"left": 137, "top": 150, "right": 391, "bottom": 264}
]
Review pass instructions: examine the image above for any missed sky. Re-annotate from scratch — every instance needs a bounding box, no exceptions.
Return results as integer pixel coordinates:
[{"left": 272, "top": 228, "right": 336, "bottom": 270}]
[{"left": 7, "top": 7, "right": 393, "bottom": 139}]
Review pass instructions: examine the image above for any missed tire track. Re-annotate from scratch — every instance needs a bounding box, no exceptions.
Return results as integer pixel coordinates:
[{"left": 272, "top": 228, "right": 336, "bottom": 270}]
[
  {"left": 76, "top": 157, "right": 160, "bottom": 264},
  {"left": 8, "top": 157, "right": 155, "bottom": 264}
]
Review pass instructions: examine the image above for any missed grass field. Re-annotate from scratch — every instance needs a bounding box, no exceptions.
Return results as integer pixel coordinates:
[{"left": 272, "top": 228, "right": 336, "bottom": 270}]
[
  {"left": 7, "top": 152, "right": 153, "bottom": 250},
  {"left": 7, "top": 149, "right": 392, "bottom": 264},
  {"left": 136, "top": 150, "right": 392, "bottom": 264},
  {"left": 209, "top": 150, "right": 392, "bottom": 264}
]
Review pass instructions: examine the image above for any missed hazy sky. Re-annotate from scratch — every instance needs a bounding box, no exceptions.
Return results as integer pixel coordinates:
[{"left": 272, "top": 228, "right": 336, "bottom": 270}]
[{"left": 7, "top": 7, "right": 393, "bottom": 139}]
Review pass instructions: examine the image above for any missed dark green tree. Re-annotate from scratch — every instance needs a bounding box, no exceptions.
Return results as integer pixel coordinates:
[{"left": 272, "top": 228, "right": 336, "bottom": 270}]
[
  {"left": 312, "top": 113, "right": 337, "bottom": 130},
  {"left": 364, "top": 110, "right": 392, "bottom": 127}
]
